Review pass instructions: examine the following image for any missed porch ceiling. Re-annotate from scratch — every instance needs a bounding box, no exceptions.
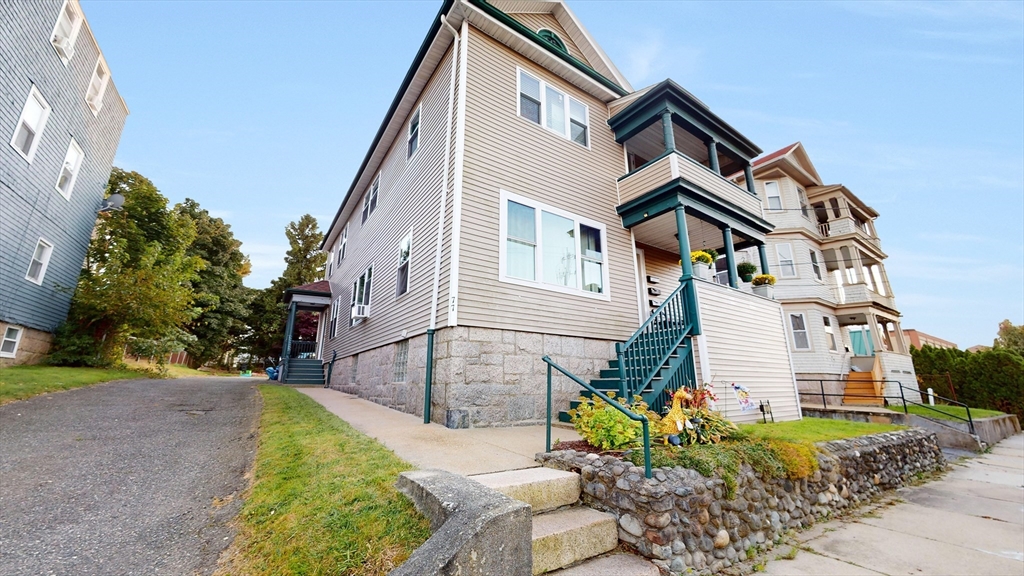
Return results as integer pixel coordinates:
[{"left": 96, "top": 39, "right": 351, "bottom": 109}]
[{"left": 633, "top": 211, "right": 756, "bottom": 255}]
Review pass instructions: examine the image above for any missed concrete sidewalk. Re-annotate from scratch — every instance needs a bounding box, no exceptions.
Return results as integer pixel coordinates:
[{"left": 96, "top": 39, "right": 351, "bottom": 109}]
[
  {"left": 764, "top": 433, "right": 1024, "bottom": 576},
  {"left": 298, "top": 387, "right": 580, "bottom": 475}
]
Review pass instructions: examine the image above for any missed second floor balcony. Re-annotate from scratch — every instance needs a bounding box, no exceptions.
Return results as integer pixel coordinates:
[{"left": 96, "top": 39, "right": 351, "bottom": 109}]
[{"left": 809, "top": 186, "right": 882, "bottom": 251}]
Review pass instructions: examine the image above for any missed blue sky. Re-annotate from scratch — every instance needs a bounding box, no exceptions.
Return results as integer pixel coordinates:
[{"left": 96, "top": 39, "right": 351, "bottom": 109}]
[{"left": 82, "top": 0, "right": 1023, "bottom": 348}]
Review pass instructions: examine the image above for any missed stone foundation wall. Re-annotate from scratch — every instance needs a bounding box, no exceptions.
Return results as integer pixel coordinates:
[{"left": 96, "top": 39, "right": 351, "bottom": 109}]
[
  {"left": 794, "top": 374, "right": 845, "bottom": 406},
  {"left": 538, "top": 429, "right": 944, "bottom": 575},
  {"left": 0, "top": 323, "right": 53, "bottom": 367},
  {"left": 327, "top": 326, "right": 616, "bottom": 428}
]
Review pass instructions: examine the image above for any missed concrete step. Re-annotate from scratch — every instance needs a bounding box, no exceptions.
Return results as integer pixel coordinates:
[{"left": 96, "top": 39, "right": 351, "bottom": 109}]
[
  {"left": 470, "top": 468, "right": 580, "bottom": 514},
  {"left": 532, "top": 507, "right": 618, "bottom": 575},
  {"left": 549, "top": 554, "right": 660, "bottom": 575}
]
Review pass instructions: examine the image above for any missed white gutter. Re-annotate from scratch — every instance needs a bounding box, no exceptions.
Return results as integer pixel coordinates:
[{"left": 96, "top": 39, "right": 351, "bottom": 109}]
[
  {"left": 447, "top": 18, "right": 469, "bottom": 326},
  {"left": 430, "top": 14, "right": 460, "bottom": 331}
]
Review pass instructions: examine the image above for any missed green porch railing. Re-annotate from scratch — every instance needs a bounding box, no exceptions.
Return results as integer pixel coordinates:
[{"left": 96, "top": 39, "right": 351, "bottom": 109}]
[
  {"left": 543, "top": 356, "right": 652, "bottom": 479},
  {"left": 616, "top": 280, "right": 696, "bottom": 408}
]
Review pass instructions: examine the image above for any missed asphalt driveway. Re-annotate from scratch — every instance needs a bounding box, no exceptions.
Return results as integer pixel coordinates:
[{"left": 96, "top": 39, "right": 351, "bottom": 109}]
[{"left": 0, "top": 377, "right": 261, "bottom": 576}]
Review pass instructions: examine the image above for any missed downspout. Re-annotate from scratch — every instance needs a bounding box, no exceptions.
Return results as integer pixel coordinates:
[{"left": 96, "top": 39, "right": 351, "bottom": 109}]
[{"left": 425, "top": 12, "right": 461, "bottom": 424}]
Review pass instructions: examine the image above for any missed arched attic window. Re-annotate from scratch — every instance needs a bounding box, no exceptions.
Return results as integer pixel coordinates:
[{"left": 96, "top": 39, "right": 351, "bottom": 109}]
[{"left": 537, "top": 29, "right": 568, "bottom": 54}]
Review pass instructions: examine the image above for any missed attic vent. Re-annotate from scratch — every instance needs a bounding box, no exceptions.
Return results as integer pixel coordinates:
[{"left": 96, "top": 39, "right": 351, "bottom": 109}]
[{"left": 537, "top": 29, "right": 567, "bottom": 54}]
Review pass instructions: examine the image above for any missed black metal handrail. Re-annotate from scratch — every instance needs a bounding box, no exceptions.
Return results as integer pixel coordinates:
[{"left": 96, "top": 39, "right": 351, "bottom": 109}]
[
  {"left": 797, "top": 378, "right": 975, "bottom": 435},
  {"left": 289, "top": 340, "right": 317, "bottom": 359},
  {"left": 323, "top": 350, "right": 337, "bottom": 388},
  {"left": 543, "top": 356, "right": 652, "bottom": 479}
]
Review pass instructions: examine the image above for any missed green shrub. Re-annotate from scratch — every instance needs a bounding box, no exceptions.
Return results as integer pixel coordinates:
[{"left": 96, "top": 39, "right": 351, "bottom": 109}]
[
  {"left": 569, "top": 393, "right": 658, "bottom": 451},
  {"left": 737, "top": 262, "right": 758, "bottom": 276},
  {"left": 911, "top": 344, "right": 1024, "bottom": 420}
]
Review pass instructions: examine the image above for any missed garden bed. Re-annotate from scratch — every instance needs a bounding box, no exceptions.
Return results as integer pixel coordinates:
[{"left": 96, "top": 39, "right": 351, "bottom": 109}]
[{"left": 538, "top": 427, "right": 944, "bottom": 575}]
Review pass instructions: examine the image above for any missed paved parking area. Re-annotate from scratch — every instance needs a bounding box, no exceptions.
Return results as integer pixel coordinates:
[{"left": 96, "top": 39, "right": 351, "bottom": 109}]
[{"left": 0, "top": 377, "right": 260, "bottom": 576}]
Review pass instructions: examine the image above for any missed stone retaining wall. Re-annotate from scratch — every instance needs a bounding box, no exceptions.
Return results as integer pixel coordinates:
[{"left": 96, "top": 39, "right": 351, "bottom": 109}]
[{"left": 538, "top": 429, "right": 944, "bottom": 575}]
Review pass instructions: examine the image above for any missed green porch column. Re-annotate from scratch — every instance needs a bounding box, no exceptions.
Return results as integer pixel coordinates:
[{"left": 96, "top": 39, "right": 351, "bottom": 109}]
[
  {"left": 722, "top": 226, "right": 738, "bottom": 288},
  {"left": 675, "top": 205, "right": 693, "bottom": 281},
  {"left": 707, "top": 140, "right": 720, "bottom": 174},
  {"left": 281, "top": 301, "right": 297, "bottom": 379},
  {"left": 744, "top": 164, "right": 757, "bottom": 195},
  {"left": 661, "top": 110, "right": 675, "bottom": 153},
  {"left": 757, "top": 243, "right": 770, "bottom": 275}
]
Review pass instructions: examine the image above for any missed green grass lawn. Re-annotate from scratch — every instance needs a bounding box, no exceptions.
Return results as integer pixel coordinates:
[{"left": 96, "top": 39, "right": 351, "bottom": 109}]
[
  {"left": 739, "top": 417, "right": 905, "bottom": 444},
  {"left": 224, "top": 385, "right": 429, "bottom": 576},
  {"left": 904, "top": 404, "right": 1003, "bottom": 421},
  {"left": 0, "top": 365, "right": 144, "bottom": 405}
]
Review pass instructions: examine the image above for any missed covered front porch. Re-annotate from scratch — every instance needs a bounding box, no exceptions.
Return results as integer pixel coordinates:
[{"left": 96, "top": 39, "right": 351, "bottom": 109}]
[{"left": 280, "top": 281, "right": 332, "bottom": 385}]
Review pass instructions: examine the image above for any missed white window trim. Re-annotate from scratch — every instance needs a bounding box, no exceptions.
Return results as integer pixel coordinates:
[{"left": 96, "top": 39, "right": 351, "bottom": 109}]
[
  {"left": 497, "top": 189, "right": 611, "bottom": 301},
  {"left": 396, "top": 227, "right": 413, "bottom": 298},
  {"left": 809, "top": 249, "right": 823, "bottom": 283},
  {"left": 327, "top": 250, "right": 334, "bottom": 278},
  {"left": 797, "top": 187, "right": 811, "bottom": 220},
  {"left": 49, "top": 0, "right": 84, "bottom": 65},
  {"left": 823, "top": 316, "right": 839, "bottom": 353},
  {"left": 788, "top": 312, "right": 812, "bottom": 351},
  {"left": 764, "top": 181, "right": 783, "bottom": 212},
  {"left": 407, "top": 104, "right": 421, "bottom": 161},
  {"left": 25, "top": 237, "right": 54, "bottom": 285},
  {"left": 516, "top": 67, "right": 590, "bottom": 150},
  {"left": 0, "top": 325, "right": 24, "bottom": 359},
  {"left": 350, "top": 264, "right": 373, "bottom": 326},
  {"left": 54, "top": 137, "right": 84, "bottom": 201},
  {"left": 85, "top": 55, "right": 110, "bottom": 116},
  {"left": 9, "top": 86, "right": 52, "bottom": 163},
  {"left": 339, "top": 224, "right": 348, "bottom": 262},
  {"left": 776, "top": 243, "right": 797, "bottom": 278},
  {"left": 361, "top": 174, "right": 380, "bottom": 225}
]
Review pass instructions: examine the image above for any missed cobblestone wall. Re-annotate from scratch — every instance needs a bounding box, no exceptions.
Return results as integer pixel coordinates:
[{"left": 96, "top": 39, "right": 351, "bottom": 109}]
[{"left": 538, "top": 429, "right": 944, "bottom": 575}]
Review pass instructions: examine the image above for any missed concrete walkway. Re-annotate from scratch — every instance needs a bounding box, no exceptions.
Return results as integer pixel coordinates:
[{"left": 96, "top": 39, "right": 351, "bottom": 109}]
[
  {"left": 298, "top": 387, "right": 580, "bottom": 475},
  {"left": 764, "top": 433, "right": 1024, "bottom": 576}
]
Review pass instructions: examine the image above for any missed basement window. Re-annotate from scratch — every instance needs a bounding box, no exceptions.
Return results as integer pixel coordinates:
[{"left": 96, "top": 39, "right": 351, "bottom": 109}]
[
  {"left": 392, "top": 340, "right": 409, "bottom": 382},
  {"left": 1, "top": 326, "right": 23, "bottom": 358}
]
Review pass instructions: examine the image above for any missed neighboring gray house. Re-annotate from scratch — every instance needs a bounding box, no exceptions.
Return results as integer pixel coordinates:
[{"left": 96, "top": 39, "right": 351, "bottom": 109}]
[{"left": 1, "top": 0, "right": 129, "bottom": 365}]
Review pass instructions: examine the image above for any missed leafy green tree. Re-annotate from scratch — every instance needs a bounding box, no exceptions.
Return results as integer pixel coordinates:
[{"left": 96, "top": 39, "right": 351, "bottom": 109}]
[
  {"left": 241, "top": 215, "right": 327, "bottom": 366},
  {"left": 994, "top": 319, "right": 1024, "bottom": 356},
  {"left": 174, "top": 199, "right": 252, "bottom": 367},
  {"left": 51, "top": 169, "right": 204, "bottom": 365}
]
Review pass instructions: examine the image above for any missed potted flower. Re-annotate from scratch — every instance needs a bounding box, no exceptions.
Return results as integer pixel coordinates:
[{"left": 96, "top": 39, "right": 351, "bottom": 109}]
[
  {"left": 737, "top": 262, "right": 758, "bottom": 283},
  {"left": 751, "top": 274, "right": 776, "bottom": 298},
  {"left": 689, "top": 250, "right": 714, "bottom": 281}
]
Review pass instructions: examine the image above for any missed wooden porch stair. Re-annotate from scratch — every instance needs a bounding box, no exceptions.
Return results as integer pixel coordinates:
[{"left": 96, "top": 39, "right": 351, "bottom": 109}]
[{"left": 842, "top": 371, "right": 883, "bottom": 406}]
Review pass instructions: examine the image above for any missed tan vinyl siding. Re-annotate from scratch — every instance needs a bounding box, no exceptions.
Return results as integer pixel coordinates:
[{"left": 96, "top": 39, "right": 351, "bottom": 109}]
[
  {"left": 780, "top": 303, "right": 850, "bottom": 377},
  {"left": 676, "top": 154, "right": 762, "bottom": 216},
  {"left": 322, "top": 45, "right": 456, "bottom": 358},
  {"left": 618, "top": 154, "right": 673, "bottom": 205},
  {"left": 694, "top": 281, "right": 801, "bottom": 423},
  {"left": 757, "top": 176, "right": 819, "bottom": 236},
  {"left": 507, "top": 13, "right": 591, "bottom": 66},
  {"left": 458, "top": 27, "right": 638, "bottom": 340},
  {"left": 766, "top": 235, "right": 837, "bottom": 303}
]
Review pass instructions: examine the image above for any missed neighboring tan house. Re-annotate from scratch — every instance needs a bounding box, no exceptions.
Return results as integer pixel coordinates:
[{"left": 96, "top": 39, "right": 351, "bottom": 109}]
[
  {"left": 901, "top": 329, "right": 957, "bottom": 350},
  {"left": 292, "top": 0, "right": 804, "bottom": 428},
  {"left": 0, "top": 0, "right": 129, "bottom": 366},
  {"left": 733, "top": 143, "right": 920, "bottom": 406}
]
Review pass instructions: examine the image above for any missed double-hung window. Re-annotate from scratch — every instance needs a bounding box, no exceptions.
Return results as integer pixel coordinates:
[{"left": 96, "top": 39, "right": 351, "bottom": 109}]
[
  {"left": 10, "top": 87, "right": 51, "bottom": 162},
  {"left": 797, "top": 188, "right": 810, "bottom": 218},
  {"left": 396, "top": 230, "right": 412, "bottom": 297},
  {"left": 764, "top": 181, "right": 783, "bottom": 211},
  {"left": 329, "top": 296, "right": 340, "bottom": 338},
  {"left": 50, "top": 0, "right": 84, "bottom": 63},
  {"left": 809, "top": 250, "right": 822, "bottom": 281},
  {"left": 499, "top": 190, "right": 608, "bottom": 298},
  {"left": 55, "top": 138, "right": 84, "bottom": 200},
  {"left": 25, "top": 238, "right": 54, "bottom": 285},
  {"left": 407, "top": 106, "right": 420, "bottom": 159},
  {"left": 361, "top": 176, "right": 379, "bottom": 224},
  {"left": 823, "top": 317, "right": 839, "bottom": 352},
  {"left": 789, "top": 313, "right": 810, "bottom": 350},
  {"left": 350, "top": 266, "right": 372, "bottom": 324},
  {"left": 776, "top": 243, "right": 796, "bottom": 277},
  {"left": 1, "top": 326, "right": 23, "bottom": 358},
  {"left": 517, "top": 69, "right": 589, "bottom": 147},
  {"left": 327, "top": 251, "right": 334, "bottom": 278},
  {"left": 338, "top": 225, "right": 347, "bottom": 264},
  {"left": 85, "top": 56, "right": 110, "bottom": 115}
]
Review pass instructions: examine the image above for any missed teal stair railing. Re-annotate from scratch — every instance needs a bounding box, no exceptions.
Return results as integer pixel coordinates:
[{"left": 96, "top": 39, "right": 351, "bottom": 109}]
[
  {"left": 616, "top": 280, "right": 696, "bottom": 410},
  {"left": 543, "top": 356, "right": 652, "bottom": 479}
]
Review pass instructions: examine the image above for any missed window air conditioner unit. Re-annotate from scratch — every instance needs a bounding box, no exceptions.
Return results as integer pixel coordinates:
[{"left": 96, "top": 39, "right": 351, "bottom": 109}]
[
  {"left": 351, "top": 305, "right": 369, "bottom": 320},
  {"left": 53, "top": 35, "right": 74, "bottom": 60}
]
